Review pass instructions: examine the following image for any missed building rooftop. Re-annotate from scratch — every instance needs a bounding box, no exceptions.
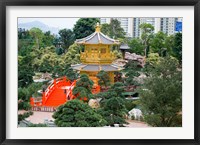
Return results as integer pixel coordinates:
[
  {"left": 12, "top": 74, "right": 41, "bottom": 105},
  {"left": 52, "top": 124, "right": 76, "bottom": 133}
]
[
  {"left": 71, "top": 63, "right": 123, "bottom": 71},
  {"left": 75, "top": 23, "right": 120, "bottom": 45},
  {"left": 120, "top": 44, "right": 130, "bottom": 50}
]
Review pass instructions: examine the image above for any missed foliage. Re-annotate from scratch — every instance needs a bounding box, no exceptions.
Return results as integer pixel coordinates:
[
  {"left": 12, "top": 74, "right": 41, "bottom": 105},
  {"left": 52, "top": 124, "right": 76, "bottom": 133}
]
[
  {"left": 97, "top": 82, "right": 128, "bottom": 126},
  {"left": 41, "top": 31, "right": 54, "bottom": 48},
  {"left": 150, "top": 31, "right": 167, "bottom": 56},
  {"left": 18, "top": 28, "right": 34, "bottom": 53},
  {"left": 18, "top": 100, "right": 31, "bottom": 110},
  {"left": 29, "top": 27, "right": 44, "bottom": 49},
  {"left": 73, "top": 18, "right": 100, "bottom": 39},
  {"left": 124, "top": 60, "right": 142, "bottom": 88},
  {"left": 52, "top": 64, "right": 78, "bottom": 81},
  {"left": 139, "top": 23, "right": 154, "bottom": 57},
  {"left": 172, "top": 32, "right": 182, "bottom": 63},
  {"left": 28, "top": 123, "right": 48, "bottom": 127},
  {"left": 138, "top": 57, "right": 182, "bottom": 127},
  {"left": 100, "top": 23, "right": 110, "bottom": 36},
  {"left": 165, "top": 35, "right": 175, "bottom": 56},
  {"left": 98, "top": 96, "right": 127, "bottom": 126},
  {"left": 112, "top": 50, "right": 122, "bottom": 59},
  {"left": 97, "top": 70, "right": 110, "bottom": 88},
  {"left": 114, "top": 71, "right": 123, "bottom": 82},
  {"left": 145, "top": 53, "right": 161, "bottom": 67},
  {"left": 53, "top": 99, "right": 107, "bottom": 127},
  {"left": 18, "top": 55, "right": 35, "bottom": 88},
  {"left": 124, "top": 100, "right": 137, "bottom": 111},
  {"left": 62, "top": 43, "right": 81, "bottom": 65},
  {"left": 18, "top": 111, "right": 33, "bottom": 122},
  {"left": 101, "top": 19, "right": 126, "bottom": 39},
  {"left": 18, "top": 82, "right": 43, "bottom": 110},
  {"left": 72, "top": 74, "right": 94, "bottom": 101},
  {"left": 59, "top": 29, "right": 75, "bottom": 51},
  {"left": 128, "top": 38, "right": 144, "bottom": 55}
]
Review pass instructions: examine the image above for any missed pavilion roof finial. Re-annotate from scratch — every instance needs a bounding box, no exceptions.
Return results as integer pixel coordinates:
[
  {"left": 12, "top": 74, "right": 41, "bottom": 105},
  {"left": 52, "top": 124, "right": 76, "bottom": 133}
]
[{"left": 95, "top": 22, "right": 101, "bottom": 32}]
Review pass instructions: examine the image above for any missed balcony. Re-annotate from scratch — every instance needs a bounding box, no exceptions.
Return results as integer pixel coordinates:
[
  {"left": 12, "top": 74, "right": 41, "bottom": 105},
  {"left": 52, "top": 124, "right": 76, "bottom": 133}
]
[{"left": 80, "top": 52, "right": 116, "bottom": 64}]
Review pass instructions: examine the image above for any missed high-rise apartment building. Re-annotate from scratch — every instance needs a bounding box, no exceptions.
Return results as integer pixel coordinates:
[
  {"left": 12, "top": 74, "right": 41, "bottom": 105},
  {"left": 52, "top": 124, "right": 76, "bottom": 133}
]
[{"left": 100, "top": 17, "right": 182, "bottom": 38}]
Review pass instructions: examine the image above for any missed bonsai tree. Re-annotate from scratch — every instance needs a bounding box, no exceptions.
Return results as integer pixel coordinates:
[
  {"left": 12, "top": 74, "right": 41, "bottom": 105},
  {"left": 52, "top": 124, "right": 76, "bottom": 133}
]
[
  {"left": 53, "top": 99, "right": 107, "bottom": 127},
  {"left": 97, "top": 70, "right": 111, "bottom": 89},
  {"left": 97, "top": 82, "right": 128, "bottom": 126},
  {"left": 72, "top": 74, "right": 94, "bottom": 101},
  {"left": 124, "top": 60, "right": 142, "bottom": 90}
]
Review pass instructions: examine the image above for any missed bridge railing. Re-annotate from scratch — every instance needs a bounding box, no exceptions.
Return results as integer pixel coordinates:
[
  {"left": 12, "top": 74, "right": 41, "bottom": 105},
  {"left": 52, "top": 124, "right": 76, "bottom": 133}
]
[
  {"left": 42, "top": 77, "right": 74, "bottom": 105},
  {"left": 31, "top": 106, "right": 57, "bottom": 112}
]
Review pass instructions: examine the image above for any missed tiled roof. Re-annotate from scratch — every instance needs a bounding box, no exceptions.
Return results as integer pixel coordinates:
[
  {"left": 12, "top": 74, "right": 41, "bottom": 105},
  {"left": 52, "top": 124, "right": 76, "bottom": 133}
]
[
  {"left": 71, "top": 64, "right": 123, "bottom": 71},
  {"left": 75, "top": 23, "right": 120, "bottom": 45},
  {"left": 76, "top": 32, "right": 120, "bottom": 45}
]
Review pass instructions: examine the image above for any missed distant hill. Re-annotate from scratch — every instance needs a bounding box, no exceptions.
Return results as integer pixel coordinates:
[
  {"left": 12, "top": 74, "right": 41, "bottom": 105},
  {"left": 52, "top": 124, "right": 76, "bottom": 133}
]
[{"left": 18, "top": 21, "right": 59, "bottom": 35}]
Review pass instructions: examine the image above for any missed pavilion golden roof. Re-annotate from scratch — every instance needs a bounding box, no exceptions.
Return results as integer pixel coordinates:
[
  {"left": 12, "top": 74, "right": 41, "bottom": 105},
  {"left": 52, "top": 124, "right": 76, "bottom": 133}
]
[{"left": 75, "top": 23, "right": 120, "bottom": 45}]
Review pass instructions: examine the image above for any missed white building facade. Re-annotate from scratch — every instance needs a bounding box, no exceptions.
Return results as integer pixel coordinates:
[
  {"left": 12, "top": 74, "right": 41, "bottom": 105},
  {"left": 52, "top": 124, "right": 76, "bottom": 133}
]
[{"left": 100, "top": 17, "right": 182, "bottom": 38}]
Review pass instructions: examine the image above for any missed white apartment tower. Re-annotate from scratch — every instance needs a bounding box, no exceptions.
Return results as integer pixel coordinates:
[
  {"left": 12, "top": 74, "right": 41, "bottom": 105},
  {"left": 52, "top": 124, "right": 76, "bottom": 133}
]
[
  {"left": 100, "top": 17, "right": 182, "bottom": 38},
  {"left": 160, "top": 18, "right": 177, "bottom": 35}
]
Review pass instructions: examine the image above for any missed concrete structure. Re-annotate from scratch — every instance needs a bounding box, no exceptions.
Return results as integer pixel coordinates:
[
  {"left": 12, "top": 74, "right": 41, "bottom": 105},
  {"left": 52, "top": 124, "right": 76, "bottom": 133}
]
[{"left": 100, "top": 17, "right": 182, "bottom": 38}]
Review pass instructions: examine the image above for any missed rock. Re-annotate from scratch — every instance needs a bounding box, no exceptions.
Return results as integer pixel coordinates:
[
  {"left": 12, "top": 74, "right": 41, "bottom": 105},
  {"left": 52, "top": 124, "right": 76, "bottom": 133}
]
[
  {"left": 128, "top": 108, "right": 143, "bottom": 121},
  {"left": 88, "top": 99, "right": 100, "bottom": 108}
]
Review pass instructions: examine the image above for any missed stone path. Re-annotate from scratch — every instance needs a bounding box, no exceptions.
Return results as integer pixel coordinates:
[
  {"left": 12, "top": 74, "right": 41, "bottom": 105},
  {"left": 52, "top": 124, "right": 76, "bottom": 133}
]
[
  {"left": 18, "top": 111, "right": 150, "bottom": 127},
  {"left": 124, "top": 119, "right": 151, "bottom": 127}
]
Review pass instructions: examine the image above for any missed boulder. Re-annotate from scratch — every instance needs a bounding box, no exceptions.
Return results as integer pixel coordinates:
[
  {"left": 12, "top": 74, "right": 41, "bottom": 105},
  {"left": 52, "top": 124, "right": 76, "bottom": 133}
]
[
  {"left": 128, "top": 108, "right": 143, "bottom": 120},
  {"left": 88, "top": 99, "right": 100, "bottom": 108}
]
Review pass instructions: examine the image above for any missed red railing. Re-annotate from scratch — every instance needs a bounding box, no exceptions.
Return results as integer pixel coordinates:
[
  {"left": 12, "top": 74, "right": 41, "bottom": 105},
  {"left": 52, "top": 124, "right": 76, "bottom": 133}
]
[{"left": 31, "top": 106, "right": 57, "bottom": 112}]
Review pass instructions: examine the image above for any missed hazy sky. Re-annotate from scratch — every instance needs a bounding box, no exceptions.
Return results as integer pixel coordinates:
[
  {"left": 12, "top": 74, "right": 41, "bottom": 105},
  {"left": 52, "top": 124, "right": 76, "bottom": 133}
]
[{"left": 18, "top": 18, "right": 79, "bottom": 29}]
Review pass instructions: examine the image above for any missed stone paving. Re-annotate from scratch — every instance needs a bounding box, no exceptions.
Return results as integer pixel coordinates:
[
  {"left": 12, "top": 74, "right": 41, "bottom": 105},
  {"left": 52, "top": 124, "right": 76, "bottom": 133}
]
[{"left": 18, "top": 111, "right": 150, "bottom": 127}]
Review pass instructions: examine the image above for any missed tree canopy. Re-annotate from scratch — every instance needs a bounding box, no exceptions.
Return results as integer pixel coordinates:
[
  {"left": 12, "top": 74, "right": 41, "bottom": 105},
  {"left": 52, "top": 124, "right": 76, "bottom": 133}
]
[
  {"left": 73, "top": 18, "right": 100, "bottom": 39},
  {"left": 101, "top": 19, "right": 126, "bottom": 39},
  {"left": 138, "top": 57, "right": 182, "bottom": 127},
  {"left": 72, "top": 74, "right": 94, "bottom": 101},
  {"left": 59, "top": 29, "right": 75, "bottom": 52},
  {"left": 53, "top": 99, "right": 107, "bottom": 127}
]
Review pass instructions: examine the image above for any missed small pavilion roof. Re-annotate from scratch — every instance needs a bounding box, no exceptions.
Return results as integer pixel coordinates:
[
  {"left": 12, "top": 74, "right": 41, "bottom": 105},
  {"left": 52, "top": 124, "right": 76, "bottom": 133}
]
[
  {"left": 120, "top": 44, "right": 130, "bottom": 50},
  {"left": 71, "top": 64, "right": 123, "bottom": 72},
  {"left": 75, "top": 23, "right": 120, "bottom": 45}
]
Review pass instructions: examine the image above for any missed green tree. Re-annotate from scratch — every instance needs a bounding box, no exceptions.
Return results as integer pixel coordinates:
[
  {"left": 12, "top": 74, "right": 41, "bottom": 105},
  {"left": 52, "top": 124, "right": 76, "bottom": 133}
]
[
  {"left": 59, "top": 29, "right": 75, "bottom": 52},
  {"left": 97, "top": 82, "right": 128, "bottom": 126},
  {"left": 18, "top": 55, "right": 35, "bottom": 88},
  {"left": 124, "top": 60, "right": 142, "bottom": 90},
  {"left": 138, "top": 57, "right": 182, "bottom": 127},
  {"left": 64, "top": 67, "right": 78, "bottom": 81},
  {"left": 150, "top": 31, "right": 167, "bottom": 56},
  {"left": 42, "top": 31, "right": 54, "bottom": 47},
  {"left": 173, "top": 32, "right": 182, "bottom": 63},
  {"left": 18, "top": 29, "right": 34, "bottom": 53},
  {"left": 109, "top": 19, "right": 126, "bottom": 39},
  {"left": 29, "top": 27, "right": 44, "bottom": 49},
  {"left": 73, "top": 18, "right": 100, "bottom": 39},
  {"left": 139, "top": 23, "right": 154, "bottom": 57},
  {"left": 62, "top": 43, "right": 81, "bottom": 65},
  {"left": 100, "top": 23, "right": 110, "bottom": 36},
  {"left": 72, "top": 74, "right": 94, "bottom": 101},
  {"left": 165, "top": 35, "right": 175, "bottom": 56},
  {"left": 53, "top": 99, "right": 107, "bottom": 127},
  {"left": 97, "top": 70, "right": 110, "bottom": 89},
  {"left": 18, "top": 111, "right": 33, "bottom": 123},
  {"left": 128, "top": 38, "right": 144, "bottom": 55},
  {"left": 101, "top": 19, "right": 126, "bottom": 39}
]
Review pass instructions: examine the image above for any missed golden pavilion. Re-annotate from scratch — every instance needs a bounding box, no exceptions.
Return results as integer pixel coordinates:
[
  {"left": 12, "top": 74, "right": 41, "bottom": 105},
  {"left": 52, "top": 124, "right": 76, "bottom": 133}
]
[{"left": 72, "top": 23, "right": 123, "bottom": 85}]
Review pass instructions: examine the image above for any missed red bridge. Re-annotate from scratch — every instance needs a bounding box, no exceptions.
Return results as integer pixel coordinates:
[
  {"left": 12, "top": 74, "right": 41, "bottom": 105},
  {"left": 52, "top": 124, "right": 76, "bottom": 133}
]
[{"left": 30, "top": 76, "right": 100, "bottom": 109}]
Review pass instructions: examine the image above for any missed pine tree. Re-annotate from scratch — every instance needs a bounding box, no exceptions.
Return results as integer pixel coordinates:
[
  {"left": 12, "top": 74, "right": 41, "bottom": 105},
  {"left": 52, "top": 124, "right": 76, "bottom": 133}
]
[
  {"left": 53, "top": 99, "right": 107, "bottom": 127},
  {"left": 138, "top": 57, "right": 182, "bottom": 127}
]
